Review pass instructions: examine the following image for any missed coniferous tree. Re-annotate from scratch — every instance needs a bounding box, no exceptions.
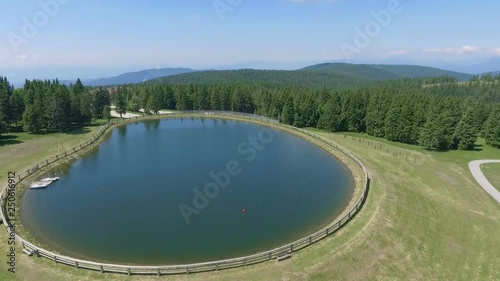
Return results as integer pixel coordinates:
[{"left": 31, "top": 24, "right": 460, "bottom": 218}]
[
  {"left": 24, "top": 91, "right": 44, "bottom": 133},
  {"left": 452, "top": 108, "right": 477, "bottom": 150},
  {"left": 280, "top": 94, "right": 295, "bottom": 125},
  {"left": 164, "top": 85, "right": 176, "bottom": 110},
  {"left": 484, "top": 105, "right": 500, "bottom": 148},
  {"left": 70, "top": 78, "right": 86, "bottom": 125},
  {"left": 116, "top": 87, "right": 127, "bottom": 118},
  {"left": 9, "top": 89, "right": 24, "bottom": 128},
  {"left": 341, "top": 90, "right": 366, "bottom": 132},
  {"left": 127, "top": 93, "right": 141, "bottom": 112},
  {"left": 0, "top": 77, "right": 10, "bottom": 135},
  {"left": 103, "top": 105, "right": 111, "bottom": 121},
  {"left": 93, "top": 87, "right": 110, "bottom": 119},
  {"left": 47, "top": 82, "right": 71, "bottom": 132},
  {"left": 80, "top": 90, "right": 93, "bottom": 124},
  {"left": 365, "top": 92, "right": 388, "bottom": 138},
  {"left": 317, "top": 92, "right": 342, "bottom": 132}
]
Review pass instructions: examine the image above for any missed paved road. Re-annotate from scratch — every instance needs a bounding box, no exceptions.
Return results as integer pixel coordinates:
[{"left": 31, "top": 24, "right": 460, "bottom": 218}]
[{"left": 469, "top": 160, "right": 500, "bottom": 203}]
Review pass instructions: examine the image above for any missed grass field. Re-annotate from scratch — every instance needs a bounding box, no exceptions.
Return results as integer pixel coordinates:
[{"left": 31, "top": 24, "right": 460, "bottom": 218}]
[
  {"left": 1, "top": 123, "right": 500, "bottom": 281},
  {"left": 481, "top": 164, "right": 500, "bottom": 192}
]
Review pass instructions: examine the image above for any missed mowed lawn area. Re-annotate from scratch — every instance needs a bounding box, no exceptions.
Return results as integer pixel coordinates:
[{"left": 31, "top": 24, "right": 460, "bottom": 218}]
[
  {"left": 0, "top": 125, "right": 499, "bottom": 281},
  {"left": 481, "top": 164, "right": 500, "bottom": 192}
]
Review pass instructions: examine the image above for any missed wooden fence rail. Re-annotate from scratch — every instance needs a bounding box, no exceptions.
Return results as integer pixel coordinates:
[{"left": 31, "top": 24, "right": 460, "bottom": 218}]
[{"left": 0, "top": 111, "right": 370, "bottom": 276}]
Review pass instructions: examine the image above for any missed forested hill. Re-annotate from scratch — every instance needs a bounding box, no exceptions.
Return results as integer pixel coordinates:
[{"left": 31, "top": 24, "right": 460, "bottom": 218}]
[
  {"left": 301, "top": 63, "right": 472, "bottom": 81},
  {"left": 151, "top": 69, "right": 369, "bottom": 89},
  {"left": 152, "top": 63, "right": 471, "bottom": 88}
]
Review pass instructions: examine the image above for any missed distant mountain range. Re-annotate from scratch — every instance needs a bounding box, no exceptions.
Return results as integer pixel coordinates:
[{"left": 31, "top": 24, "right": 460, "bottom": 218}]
[
  {"left": 148, "top": 63, "right": 473, "bottom": 89},
  {"left": 8, "top": 63, "right": 481, "bottom": 88},
  {"left": 5, "top": 57, "right": 499, "bottom": 88},
  {"left": 432, "top": 57, "right": 500, "bottom": 75},
  {"left": 60, "top": 67, "right": 195, "bottom": 87}
]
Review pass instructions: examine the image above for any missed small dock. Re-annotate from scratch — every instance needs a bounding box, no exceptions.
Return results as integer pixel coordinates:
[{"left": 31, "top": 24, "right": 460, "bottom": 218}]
[{"left": 29, "top": 177, "right": 59, "bottom": 189}]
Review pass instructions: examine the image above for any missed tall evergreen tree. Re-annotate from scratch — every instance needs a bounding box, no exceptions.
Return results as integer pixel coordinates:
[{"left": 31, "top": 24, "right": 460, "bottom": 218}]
[
  {"left": 47, "top": 82, "right": 71, "bottom": 132},
  {"left": 93, "top": 87, "right": 110, "bottom": 119},
  {"left": 484, "top": 105, "right": 500, "bottom": 148},
  {"left": 452, "top": 108, "right": 477, "bottom": 150},
  {"left": 9, "top": 89, "right": 25, "bottom": 128},
  {"left": 116, "top": 87, "right": 127, "bottom": 118},
  {"left": 317, "top": 91, "right": 342, "bottom": 132},
  {"left": 0, "top": 77, "right": 10, "bottom": 135},
  {"left": 280, "top": 94, "right": 295, "bottom": 125}
]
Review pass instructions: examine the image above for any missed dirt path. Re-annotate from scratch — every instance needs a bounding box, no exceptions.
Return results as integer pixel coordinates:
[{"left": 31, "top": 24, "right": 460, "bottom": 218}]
[
  {"left": 110, "top": 107, "right": 175, "bottom": 118},
  {"left": 469, "top": 160, "right": 500, "bottom": 203}
]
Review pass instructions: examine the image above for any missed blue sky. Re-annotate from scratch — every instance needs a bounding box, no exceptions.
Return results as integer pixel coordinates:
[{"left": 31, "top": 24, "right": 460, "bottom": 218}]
[{"left": 1, "top": 0, "right": 499, "bottom": 79}]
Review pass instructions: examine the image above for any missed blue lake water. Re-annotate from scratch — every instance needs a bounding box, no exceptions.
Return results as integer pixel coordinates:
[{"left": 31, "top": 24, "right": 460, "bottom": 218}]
[{"left": 20, "top": 118, "right": 353, "bottom": 265}]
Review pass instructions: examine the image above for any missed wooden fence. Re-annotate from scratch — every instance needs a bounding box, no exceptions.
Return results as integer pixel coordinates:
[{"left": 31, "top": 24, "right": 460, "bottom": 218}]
[{"left": 0, "top": 111, "right": 370, "bottom": 276}]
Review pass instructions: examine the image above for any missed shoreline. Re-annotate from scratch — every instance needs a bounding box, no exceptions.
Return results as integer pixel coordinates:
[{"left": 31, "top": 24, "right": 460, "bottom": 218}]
[{"left": 5, "top": 112, "right": 368, "bottom": 269}]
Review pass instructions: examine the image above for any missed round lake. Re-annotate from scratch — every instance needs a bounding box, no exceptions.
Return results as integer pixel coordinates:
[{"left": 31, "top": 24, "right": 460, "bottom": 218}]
[{"left": 20, "top": 118, "right": 353, "bottom": 265}]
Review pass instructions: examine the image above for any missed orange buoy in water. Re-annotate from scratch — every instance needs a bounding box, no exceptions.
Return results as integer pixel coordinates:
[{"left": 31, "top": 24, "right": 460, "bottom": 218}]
[{"left": 242, "top": 209, "right": 247, "bottom": 213}]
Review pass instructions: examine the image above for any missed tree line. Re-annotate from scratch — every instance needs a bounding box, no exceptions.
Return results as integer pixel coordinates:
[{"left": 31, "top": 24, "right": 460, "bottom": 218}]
[
  {"left": 1, "top": 75, "right": 499, "bottom": 150},
  {"left": 116, "top": 77, "right": 500, "bottom": 150},
  {"left": 0, "top": 78, "right": 111, "bottom": 135}
]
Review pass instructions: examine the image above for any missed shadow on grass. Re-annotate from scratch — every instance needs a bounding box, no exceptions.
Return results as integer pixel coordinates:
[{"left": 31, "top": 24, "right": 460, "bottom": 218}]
[
  {"left": 425, "top": 144, "right": 484, "bottom": 153},
  {"left": 0, "top": 122, "right": 107, "bottom": 146},
  {"left": 65, "top": 127, "right": 92, "bottom": 135},
  {"left": 0, "top": 135, "right": 23, "bottom": 147}
]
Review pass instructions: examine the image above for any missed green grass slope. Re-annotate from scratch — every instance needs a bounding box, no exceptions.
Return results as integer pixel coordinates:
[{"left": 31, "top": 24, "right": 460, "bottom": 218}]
[
  {"left": 1, "top": 124, "right": 499, "bottom": 280},
  {"left": 481, "top": 164, "right": 500, "bottom": 191}
]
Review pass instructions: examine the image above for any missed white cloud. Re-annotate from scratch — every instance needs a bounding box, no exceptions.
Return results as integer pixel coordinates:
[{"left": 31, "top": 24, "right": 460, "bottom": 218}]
[
  {"left": 17, "top": 54, "right": 27, "bottom": 60},
  {"left": 423, "top": 48, "right": 454, "bottom": 53},
  {"left": 423, "top": 46, "right": 480, "bottom": 54},
  {"left": 387, "top": 49, "right": 410, "bottom": 56},
  {"left": 493, "top": 48, "right": 500, "bottom": 56},
  {"left": 32, "top": 54, "right": 38, "bottom": 58},
  {"left": 461, "top": 45, "right": 479, "bottom": 53}
]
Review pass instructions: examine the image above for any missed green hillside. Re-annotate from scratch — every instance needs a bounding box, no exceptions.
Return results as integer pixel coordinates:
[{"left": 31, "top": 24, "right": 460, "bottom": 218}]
[
  {"left": 153, "top": 63, "right": 472, "bottom": 88},
  {"left": 370, "top": 64, "right": 472, "bottom": 81},
  {"left": 152, "top": 69, "right": 370, "bottom": 89},
  {"left": 301, "top": 63, "right": 472, "bottom": 81},
  {"left": 300, "top": 63, "right": 401, "bottom": 80}
]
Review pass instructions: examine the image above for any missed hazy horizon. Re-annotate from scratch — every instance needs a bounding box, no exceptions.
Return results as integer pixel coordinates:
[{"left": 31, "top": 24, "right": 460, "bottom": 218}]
[{"left": 1, "top": 0, "right": 500, "bottom": 82}]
